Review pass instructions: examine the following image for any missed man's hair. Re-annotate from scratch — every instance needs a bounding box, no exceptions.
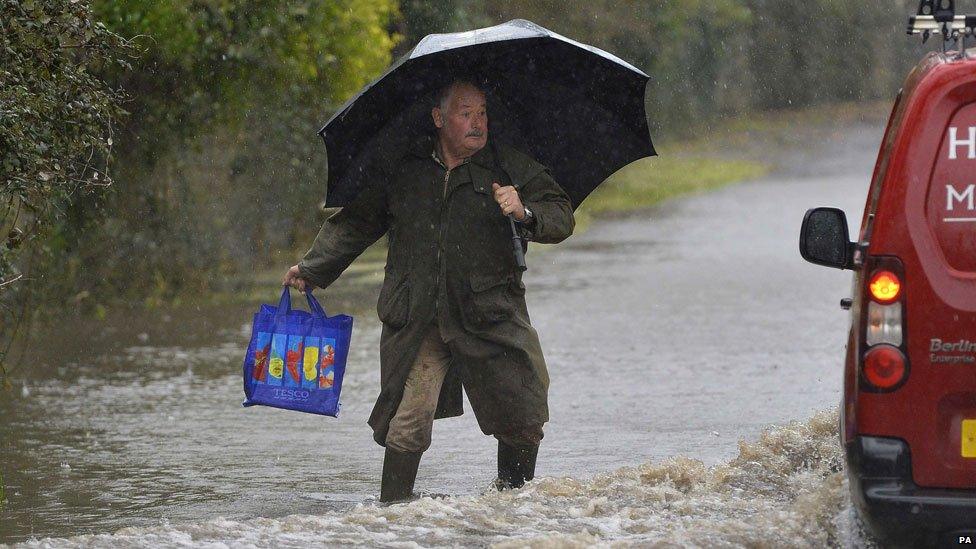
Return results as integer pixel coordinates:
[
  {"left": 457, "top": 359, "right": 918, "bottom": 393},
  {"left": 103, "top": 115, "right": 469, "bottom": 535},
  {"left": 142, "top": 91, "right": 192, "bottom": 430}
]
[{"left": 433, "top": 78, "right": 485, "bottom": 112}]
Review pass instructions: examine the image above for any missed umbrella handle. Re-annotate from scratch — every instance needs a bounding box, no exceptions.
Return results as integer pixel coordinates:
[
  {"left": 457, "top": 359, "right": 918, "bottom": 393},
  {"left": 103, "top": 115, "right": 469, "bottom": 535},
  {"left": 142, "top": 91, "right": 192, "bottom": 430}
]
[{"left": 508, "top": 215, "right": 527, "bottom": 272}]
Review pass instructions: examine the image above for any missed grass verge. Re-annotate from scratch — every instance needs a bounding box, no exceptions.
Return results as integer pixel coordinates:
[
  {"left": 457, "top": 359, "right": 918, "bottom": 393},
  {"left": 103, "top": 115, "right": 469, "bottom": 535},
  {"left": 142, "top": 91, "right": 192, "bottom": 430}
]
[{"left": 572, "top": 155, "right": 768, "bottom": 232}]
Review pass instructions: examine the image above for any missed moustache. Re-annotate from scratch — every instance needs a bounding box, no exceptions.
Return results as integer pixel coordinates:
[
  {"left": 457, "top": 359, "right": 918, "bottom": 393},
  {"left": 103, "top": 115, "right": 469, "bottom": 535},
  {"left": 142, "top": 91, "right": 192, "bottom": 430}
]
[{"left": 466, "top": 132, "right": 485, "bottom": 137}]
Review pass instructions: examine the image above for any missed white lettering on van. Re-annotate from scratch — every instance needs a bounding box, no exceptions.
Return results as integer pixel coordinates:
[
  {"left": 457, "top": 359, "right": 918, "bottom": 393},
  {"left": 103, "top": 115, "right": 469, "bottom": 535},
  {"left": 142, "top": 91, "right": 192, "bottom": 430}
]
[
  {"left": 930, "top": 338, "right": 976, "bottom": 352},
  {"left": 946, "top": 184, "right": 975, "bottom": 211},
  {"left": 929, "top": 338, "right": 976, "bottom": 365},
  {"left": 948, "top": 126, "right": 976, "bottom": 159}
]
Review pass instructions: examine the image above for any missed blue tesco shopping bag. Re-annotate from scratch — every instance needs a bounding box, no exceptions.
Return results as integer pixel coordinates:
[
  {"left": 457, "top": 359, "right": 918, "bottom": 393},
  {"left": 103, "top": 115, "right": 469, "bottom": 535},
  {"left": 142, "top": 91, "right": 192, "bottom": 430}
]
[{"left": 242, "top": 287, "right": 353, "bottom": 417}]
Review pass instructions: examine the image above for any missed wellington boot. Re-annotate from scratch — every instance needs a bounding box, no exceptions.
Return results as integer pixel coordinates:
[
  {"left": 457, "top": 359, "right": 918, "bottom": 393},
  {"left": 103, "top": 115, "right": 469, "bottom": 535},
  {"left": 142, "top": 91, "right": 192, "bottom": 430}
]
[
  {"left": 495, "top": 441, "right": 538, "bottom": 490},
  {"left": 380, "top": 447, "right": 423, "bottom": 503}
]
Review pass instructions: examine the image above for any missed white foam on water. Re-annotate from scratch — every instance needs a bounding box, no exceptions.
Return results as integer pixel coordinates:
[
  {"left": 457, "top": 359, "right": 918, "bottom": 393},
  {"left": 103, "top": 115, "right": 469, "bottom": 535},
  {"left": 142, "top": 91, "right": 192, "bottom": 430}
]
[{"left": 11, "top": 409, "right": 878, "bottom": 548}]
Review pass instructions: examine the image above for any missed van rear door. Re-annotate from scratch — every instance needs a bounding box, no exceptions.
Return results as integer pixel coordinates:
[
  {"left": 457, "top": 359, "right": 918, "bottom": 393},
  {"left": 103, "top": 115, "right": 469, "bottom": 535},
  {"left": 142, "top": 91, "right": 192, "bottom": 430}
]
[{"left": 862, "top": 54, "right": 976, "bottom": 489}]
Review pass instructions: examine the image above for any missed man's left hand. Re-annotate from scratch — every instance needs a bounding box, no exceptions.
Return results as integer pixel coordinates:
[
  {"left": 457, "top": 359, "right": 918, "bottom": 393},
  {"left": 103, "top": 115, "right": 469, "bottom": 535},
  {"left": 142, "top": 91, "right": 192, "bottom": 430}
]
[{"left": 492, "top": 182, "right": 526, "bottom": 220}]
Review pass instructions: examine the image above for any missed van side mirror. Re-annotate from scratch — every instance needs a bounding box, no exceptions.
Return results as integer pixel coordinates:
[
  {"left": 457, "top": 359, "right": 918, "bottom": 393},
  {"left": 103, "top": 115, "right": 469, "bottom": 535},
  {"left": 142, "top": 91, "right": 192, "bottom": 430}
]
[{"left": 799, "top": 207, "right": 855, "bottom": 270}]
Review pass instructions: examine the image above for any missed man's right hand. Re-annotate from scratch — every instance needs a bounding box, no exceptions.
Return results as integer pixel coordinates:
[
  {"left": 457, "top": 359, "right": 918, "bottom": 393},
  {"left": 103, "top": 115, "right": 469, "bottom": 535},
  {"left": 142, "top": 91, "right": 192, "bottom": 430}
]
[{"left": 282, "top": 264, "right": 311, "bottom": 293}]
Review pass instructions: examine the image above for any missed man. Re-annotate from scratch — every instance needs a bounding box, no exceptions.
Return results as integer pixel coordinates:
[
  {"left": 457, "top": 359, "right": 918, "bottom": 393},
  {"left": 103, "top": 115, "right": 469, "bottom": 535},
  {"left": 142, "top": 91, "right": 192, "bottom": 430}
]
[{"left": 282, "top": 78, "right": 575, "bottom": 502}]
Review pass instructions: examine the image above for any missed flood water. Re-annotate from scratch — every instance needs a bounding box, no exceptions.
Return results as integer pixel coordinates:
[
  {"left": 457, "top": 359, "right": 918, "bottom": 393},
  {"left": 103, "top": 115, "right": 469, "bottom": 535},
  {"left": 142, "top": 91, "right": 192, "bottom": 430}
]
[{"left": 1, "top": 125, "right": 880, "bottom": 547}]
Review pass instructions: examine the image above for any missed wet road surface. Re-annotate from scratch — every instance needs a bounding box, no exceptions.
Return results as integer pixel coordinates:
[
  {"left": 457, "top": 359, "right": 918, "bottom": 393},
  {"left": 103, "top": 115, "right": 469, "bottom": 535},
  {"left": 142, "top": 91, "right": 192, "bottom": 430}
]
[{"left": 0, "top": 124, "right": 880, "bottom": 546}]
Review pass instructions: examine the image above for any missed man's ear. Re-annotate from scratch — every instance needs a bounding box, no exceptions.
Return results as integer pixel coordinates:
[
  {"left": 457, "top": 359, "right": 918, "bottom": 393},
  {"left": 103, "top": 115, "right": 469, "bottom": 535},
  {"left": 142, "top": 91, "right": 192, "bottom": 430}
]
[{"left": 431, "top": 107, "right": 444, "bottom": 129}]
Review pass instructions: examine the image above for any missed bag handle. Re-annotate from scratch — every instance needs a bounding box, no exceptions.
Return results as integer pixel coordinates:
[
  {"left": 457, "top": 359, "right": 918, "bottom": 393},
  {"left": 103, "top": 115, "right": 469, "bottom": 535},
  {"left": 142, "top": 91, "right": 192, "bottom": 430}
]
[
  {"left": 276, "top": 286, "right": 328, "bottom": 319},
  {"left": 305, "top": 288, "right": 329, "bottom": 318}
]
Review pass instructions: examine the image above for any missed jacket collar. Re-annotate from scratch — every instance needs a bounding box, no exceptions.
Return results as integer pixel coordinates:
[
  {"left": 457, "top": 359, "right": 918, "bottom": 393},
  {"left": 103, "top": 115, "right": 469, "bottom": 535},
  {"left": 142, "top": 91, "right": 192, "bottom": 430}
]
[
  {"left": 408, "top": 132, "right": 497, "bottom": 169},
  {"left": 469, "top": 141, "right": 496, "bottom": 169}
]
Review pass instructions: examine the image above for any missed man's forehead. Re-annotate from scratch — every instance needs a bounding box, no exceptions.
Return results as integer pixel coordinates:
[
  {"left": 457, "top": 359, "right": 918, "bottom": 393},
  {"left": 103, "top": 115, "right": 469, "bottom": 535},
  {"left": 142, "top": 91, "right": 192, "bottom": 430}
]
[
  {"left": 456, "top": 98, "right": 486, "bottom": 109},
  {"left": 450, "top": 84, "right": 485, "bottom": 106}
]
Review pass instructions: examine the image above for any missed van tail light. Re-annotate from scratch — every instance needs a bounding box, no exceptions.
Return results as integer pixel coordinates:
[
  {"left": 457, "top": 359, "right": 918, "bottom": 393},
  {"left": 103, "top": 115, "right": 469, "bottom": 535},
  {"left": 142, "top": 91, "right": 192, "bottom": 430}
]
[
  {"left": 866, "top": 301, "right": 903, "bottom": 346},
  {"left": 863, "top": 345, "right": 907, "bottom": 390},
  {"left": 860, "top": 257, "right": 909, "bottom": 392},
  {"left": 869, "top": 270, "right": 901, "bottom": 302}
]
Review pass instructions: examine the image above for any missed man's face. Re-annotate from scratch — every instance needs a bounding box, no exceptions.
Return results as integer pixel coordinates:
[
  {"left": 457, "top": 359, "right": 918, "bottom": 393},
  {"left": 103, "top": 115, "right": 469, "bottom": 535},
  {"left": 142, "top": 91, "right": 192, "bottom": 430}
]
[{"left": 432, "top": 83, "right": 488, "bottom": 156}]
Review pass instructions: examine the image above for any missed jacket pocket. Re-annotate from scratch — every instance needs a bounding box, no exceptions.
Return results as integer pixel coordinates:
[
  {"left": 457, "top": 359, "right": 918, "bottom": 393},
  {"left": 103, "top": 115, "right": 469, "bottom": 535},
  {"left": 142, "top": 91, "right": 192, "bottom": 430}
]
[
  {"left": 466, "top": 271, "right": 519, "bottom": 325},
  {"left": 377, "top": 272, "right": 410, "bottom": 329}
]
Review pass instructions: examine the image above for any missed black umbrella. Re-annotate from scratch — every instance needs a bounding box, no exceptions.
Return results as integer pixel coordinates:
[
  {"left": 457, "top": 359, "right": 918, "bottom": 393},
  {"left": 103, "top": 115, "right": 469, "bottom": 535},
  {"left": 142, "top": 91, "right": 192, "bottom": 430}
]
[{"left": 319, "top": 18, "right": 656, "bottom": 210}]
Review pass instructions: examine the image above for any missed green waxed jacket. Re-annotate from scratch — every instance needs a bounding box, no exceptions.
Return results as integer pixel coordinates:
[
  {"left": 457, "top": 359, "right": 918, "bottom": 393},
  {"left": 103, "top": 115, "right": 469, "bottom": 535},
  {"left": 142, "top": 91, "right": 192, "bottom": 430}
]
[{"left": 297, "top": 134, "right": 575, "bottom": 445}]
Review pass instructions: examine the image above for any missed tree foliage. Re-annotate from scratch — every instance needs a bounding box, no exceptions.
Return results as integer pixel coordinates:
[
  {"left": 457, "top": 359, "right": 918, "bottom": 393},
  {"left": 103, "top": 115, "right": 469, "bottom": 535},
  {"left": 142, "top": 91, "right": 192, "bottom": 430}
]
[
  {"left": 36, "top": 0, "right": 402, "bottom": 304},
  {"left": 0, "top": 0, "right": 135, "bottom": 385},
  {"left": 0, "top": 0, "right": 131, "bottom": 286}
]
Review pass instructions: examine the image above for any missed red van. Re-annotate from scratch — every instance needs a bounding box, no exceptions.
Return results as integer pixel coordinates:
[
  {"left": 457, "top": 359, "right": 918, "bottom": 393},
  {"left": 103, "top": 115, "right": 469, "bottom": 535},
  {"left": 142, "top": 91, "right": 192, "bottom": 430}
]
[{"left": 799, "top": 20, "right": 976, "bottom": 547}]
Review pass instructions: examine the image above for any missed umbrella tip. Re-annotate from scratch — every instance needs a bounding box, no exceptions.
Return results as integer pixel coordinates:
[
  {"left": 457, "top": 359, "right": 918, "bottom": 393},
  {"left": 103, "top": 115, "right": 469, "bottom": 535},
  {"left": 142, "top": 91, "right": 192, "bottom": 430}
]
[{"left": 505, "top": 18, "right": 544, "bottom": 31}]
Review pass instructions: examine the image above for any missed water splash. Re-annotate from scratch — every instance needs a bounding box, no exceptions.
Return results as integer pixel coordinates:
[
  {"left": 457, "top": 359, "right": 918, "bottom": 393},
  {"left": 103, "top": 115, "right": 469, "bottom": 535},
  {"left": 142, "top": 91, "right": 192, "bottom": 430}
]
[{"left": 14, "top": 409, "right": 877, "bottom": 548}]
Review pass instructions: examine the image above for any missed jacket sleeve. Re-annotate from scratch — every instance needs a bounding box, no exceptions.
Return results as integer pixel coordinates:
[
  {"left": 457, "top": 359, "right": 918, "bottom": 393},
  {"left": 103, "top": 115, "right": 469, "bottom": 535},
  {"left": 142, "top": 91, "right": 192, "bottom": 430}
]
[
  {"left": 517, "top": 169, "right": 575, "bottom": 244},
  {"left": 297, "top": 167, "right": 389, "bottom": 289}
]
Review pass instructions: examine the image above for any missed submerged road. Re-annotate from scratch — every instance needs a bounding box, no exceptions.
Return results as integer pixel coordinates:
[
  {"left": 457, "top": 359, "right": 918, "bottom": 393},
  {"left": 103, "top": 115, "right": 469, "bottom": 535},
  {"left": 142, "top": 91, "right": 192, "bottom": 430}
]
[{"left": 0, "top": 124, "right": 879, "bottom": 544}]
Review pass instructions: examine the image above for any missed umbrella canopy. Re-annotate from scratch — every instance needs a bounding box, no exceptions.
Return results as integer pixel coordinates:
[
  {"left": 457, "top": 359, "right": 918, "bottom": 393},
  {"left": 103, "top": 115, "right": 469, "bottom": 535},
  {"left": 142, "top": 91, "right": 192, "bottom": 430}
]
[{"left": 319, "top": 19, "right": 656, "bottom": 209}]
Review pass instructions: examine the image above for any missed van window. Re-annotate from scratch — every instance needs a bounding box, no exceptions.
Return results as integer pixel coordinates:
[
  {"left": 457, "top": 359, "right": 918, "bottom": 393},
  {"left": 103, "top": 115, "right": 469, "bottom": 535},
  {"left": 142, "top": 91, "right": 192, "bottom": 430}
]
[{"left": 927, "top": 102, "right": 976, "bottom": 273}]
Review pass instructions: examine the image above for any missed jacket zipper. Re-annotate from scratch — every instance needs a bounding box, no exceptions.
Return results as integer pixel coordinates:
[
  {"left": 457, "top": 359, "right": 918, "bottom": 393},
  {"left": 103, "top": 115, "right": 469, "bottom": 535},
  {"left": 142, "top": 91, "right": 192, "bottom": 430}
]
[{"left": 433, "top": 167, "right": 450, "bottom": 315}]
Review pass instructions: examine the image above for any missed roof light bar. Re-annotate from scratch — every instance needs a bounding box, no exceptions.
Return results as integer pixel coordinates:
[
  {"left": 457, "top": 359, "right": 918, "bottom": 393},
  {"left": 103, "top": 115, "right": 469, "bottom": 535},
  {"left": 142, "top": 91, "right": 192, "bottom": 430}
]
[{"left": 908, "top": 14, "right": 970, "bottom": 34}]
